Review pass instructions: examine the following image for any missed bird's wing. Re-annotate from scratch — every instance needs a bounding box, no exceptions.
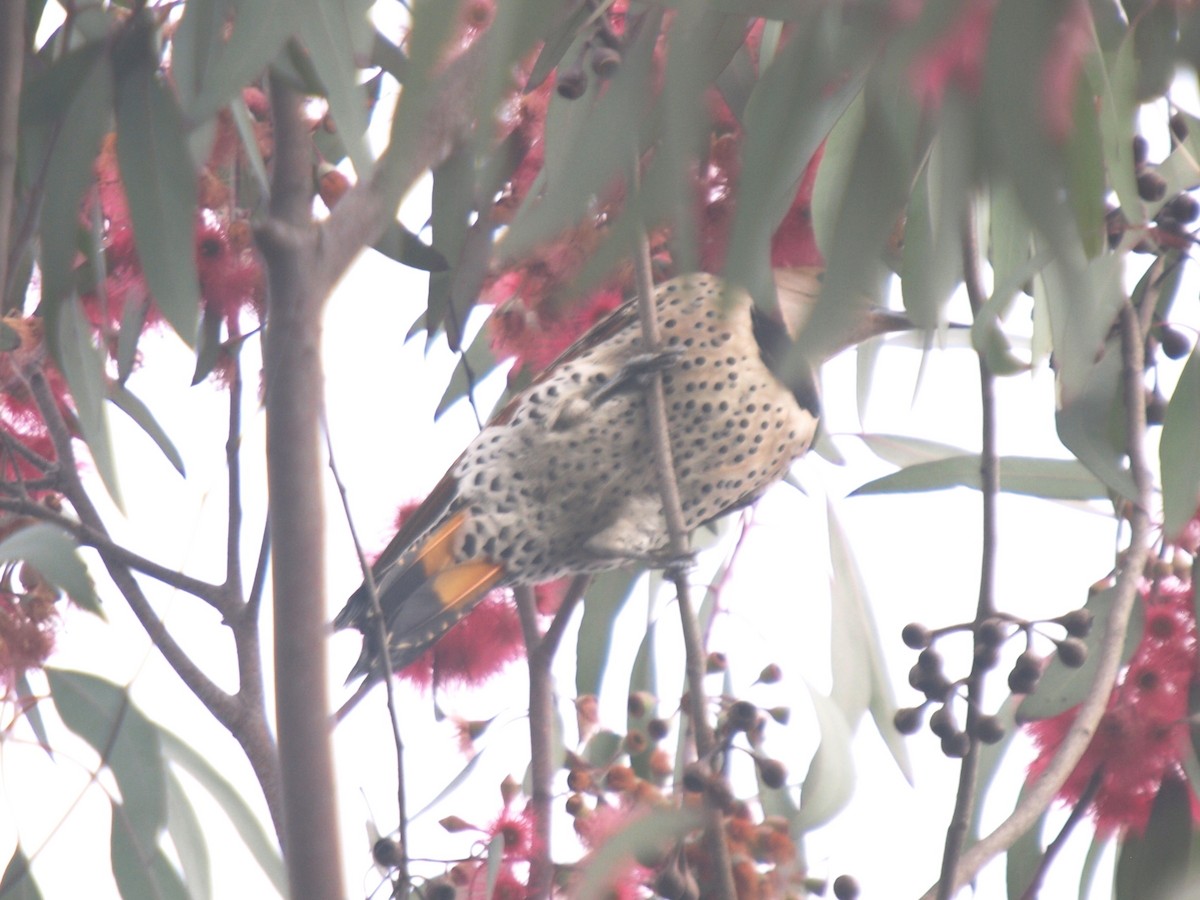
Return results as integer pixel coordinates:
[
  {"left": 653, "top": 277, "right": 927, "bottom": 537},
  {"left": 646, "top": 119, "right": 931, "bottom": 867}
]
[{"left": 336, "top": 295, "right": 642, "bottom": 629}]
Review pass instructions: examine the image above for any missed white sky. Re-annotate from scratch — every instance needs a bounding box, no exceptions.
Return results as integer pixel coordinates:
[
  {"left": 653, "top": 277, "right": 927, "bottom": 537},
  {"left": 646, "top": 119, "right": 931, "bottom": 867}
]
[{"left": 5, "top": 7, "right": 1198, "bottom": 899}]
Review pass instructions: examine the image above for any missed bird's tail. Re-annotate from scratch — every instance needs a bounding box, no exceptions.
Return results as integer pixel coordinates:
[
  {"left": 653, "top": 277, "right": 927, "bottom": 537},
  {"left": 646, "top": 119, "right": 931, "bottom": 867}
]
[{"left": 336, "top": 511, "right": 506, "bottom": 682}]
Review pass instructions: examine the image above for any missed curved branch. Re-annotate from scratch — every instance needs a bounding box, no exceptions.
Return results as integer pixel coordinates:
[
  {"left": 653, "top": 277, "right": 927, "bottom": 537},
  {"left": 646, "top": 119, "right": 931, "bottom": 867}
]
[
  {"left": 924, "top": 300, "right": 1154, "bottom": 898},
  {"left": 0, "top": 496, "right": 225, "bottom": 606},
  {"left": 312, "top": 35, "right": 489, "bottom": 303},
  {"left": 27, "top": 370, "right": 241, "bottom": 731}
]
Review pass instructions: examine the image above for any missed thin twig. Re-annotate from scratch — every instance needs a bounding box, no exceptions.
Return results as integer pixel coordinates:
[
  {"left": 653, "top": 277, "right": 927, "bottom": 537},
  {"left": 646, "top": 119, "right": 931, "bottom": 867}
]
[
  {"left": 935, "top": 207, "right": 999, "bottom": 900},
  {"left": 0, "top": 427, "right": 58, "bottom": 477},
  {"left": 513, "top": 572, "right": 589, "bottom": 900},
  {"left": 322, "top": 418, "right": 410, "bottom": 894},
  {"left": 0, "top": 496, "right": 226, "bottom": 606},
  {"left": 27, "top": 371, "right": 240, "bottom": 729},
  {"left": 1018, "top": 768, "right": 1104, "bottom": 900},
  {"left": 541, "top": 573, "right": 590, "bottom": 658},
  {"left": 924, "top": 300, "right": 1154, "bottom": 898},
  {"left": 247, "top": 517, "right": 271, "bottom": 620},
  {"left": 220, "top": 348, "right": 274, "bottom": 815},
  {"left": 224, "top": 341, "right": 246, "bottom": 609},
  {"left": 629, "top": 159, "right": 736, "bottom": 900},
  {"left": 515, "top": 584, "right": 556, "bottom": 900}
]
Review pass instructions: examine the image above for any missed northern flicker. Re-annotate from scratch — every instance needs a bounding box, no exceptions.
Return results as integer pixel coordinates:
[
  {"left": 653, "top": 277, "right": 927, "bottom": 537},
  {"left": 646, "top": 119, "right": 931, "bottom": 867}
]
[{"left": 335, "top": 271, "right": 907, "bottom": 685}]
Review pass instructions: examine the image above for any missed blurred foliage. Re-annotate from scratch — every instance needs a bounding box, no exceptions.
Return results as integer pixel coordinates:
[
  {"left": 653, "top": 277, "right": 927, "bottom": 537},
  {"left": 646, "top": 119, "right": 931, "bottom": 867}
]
[{"left": 5, "top": 0, "right": 1200, "bottom": 897}]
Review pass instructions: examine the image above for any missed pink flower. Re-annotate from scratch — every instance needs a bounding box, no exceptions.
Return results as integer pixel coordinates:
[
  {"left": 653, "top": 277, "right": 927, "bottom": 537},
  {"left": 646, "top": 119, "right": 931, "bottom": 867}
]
[
  {"left": 908, "top": 0, "right": 994, "bottom": 112},
  {"left": 1040, "top": 0, "right": 1093, "bottom": 142},
  {"left": 487, "top": 805, "right": 536, "bottom": 860},
  {"left": 487, "top": 281, "right": 624, "bottom": 377},
  {"left": 398, "top": 591, "right": 526, "bottom": 691},
  {"left": 1026, "top": 579, "right": 1200, "bottom": 835},
  {"left": 574, "top": 802, "right": 654, "bottom": 898}
]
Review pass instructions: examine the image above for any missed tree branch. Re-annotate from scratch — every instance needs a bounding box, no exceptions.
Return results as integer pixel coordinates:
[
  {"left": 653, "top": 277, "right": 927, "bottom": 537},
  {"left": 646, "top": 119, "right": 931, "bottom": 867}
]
[
  {"left": 224, "top": 342, "right": 246, "bottom": 609},
  {"left": 516, "top": 584, "right": 556, "bottom": 900},
  {"left": 313, "top": 35, "right": 490, "bottom": 302},
  {"left": 324, "top": 419, "right": 410, "bottom": 894},
  {"left": 935, "top": 206, "right": 999, "bottom": 900},
  {"left": 259, "top": 69, "right": 342, "bottom": 896},
  {"left": 0, "top": 496, "right": 226, "bottom": 606},
  {"left": 26, "top": 370, "right": 241, "bottom": 732},
  {"left": 924, "top": 300, "right": 1154, "bottom": 898},
  {"left": 630, "top": 187, "right": 735, "bottom": 900}
]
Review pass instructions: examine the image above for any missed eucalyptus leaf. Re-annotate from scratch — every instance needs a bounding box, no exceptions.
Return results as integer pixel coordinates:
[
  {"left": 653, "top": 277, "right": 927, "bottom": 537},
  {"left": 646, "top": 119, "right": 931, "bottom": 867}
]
[
  {"left": 852, "top": 455, "right": 1109, "bottom": 501},
  {"left": 14, "top": 673, "right": 51, "bottom": 753},
  {"left": 177, "top": 0, "right": 290, "bottom": 122},
  {"left": 575, "top": 570, "right": 640, "bottom": 698},
  {"left": 0, "top": 524, "right": 101, "bottom": 616},
  {"left": 165, "top": 771, "right": 212, "bottom": 900},
  {"left": 296, "top": 0, "right": 374, "bottom": 176},
  {"left": 794, "top": 683, "right": 855, "bottom": 833},
  {"left": 827, "top": 501, "right": 912, "bottom": 781},
  {"left": 1160, "top": 348, "right": 1200, "bottom": 538},
  {"left": 36, "top": 46, "right": 113, "bottom": 310},
  {"left": 159, "top": 729, "right": 286, "bottom": 895},
  {"left": 0, "top": 846, "right": 42, "bottom": 900},
  {"left": 48, "top": 669, "right": 167, "bottom": 846},
  {"left": 56, "top": 298, "right": 123, "bottom": 508},
  {"left": 1114, "top": 776, "right": 1193, "bottom": 900},
  {"left": 434, "top": 320, "right": 503, "bottom": 421},
  {"left": 110, "top": 803, "right": 190, "bottom": 900},
  {"left": 854, "top": 433, "right": 967, "bottom": 468},
  {"left": 109, "top": 385, "right": 186, "bottom": 477},
  {"left": 115, "top": 65, "right": 202, "bottom": 344},
  {"left": 574, "top": 808, "right": 702, "bottom": 900}
]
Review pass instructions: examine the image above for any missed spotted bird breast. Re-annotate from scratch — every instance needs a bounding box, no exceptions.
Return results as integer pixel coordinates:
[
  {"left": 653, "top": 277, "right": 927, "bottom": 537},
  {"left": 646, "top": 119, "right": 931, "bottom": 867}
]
[{"left": 448, "top": 274, "right": 818, "bottom": 584}]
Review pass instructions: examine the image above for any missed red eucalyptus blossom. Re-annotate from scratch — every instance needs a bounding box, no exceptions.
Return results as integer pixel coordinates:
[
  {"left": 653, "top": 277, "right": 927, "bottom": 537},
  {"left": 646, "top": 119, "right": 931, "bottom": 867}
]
[{"left": 1026, "top": 577, "right": 1200, "bottom": 835}]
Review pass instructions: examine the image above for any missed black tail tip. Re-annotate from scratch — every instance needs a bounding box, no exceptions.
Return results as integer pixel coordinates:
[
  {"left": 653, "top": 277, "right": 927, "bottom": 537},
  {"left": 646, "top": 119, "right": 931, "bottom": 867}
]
[{"left": 332, "top": 586, "right": 368, "bottom": 631}]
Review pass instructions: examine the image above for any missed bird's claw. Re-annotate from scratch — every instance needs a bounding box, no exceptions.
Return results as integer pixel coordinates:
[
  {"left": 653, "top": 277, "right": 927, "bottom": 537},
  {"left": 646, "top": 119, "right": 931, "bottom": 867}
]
[
  {"left": 662, "top": 551, "right": 696, "bottom": 582},
  {"left": 590, "top": 348, "right": 686, "bottom": 406}
]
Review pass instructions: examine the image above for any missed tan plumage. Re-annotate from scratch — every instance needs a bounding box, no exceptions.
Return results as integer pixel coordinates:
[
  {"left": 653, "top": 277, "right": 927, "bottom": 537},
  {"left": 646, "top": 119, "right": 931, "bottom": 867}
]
[{"left": 335, "top": 271, "right": 907, "bottom": 684}]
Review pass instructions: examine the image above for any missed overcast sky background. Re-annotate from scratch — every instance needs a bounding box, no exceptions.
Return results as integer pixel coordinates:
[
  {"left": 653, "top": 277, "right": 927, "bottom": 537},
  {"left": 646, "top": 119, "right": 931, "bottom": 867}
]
[{"left": 3, "top": 6, "right": 1198, "bottom": 899}]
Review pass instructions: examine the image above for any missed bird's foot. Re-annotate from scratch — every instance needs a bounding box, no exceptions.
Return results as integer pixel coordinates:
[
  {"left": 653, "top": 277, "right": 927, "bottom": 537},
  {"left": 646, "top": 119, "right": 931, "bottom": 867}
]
[
  {"left": 661, "top": 551, "right": 696, "bottom": 582},
  {"left": 589, "top": 348, "right": 686, "bottom": 406}
]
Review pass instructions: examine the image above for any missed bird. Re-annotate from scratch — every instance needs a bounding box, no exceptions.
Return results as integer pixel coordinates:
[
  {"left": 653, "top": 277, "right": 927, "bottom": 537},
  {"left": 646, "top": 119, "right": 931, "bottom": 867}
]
[{"left": 334, "top": 269, "right": 909, "bottom": 691}]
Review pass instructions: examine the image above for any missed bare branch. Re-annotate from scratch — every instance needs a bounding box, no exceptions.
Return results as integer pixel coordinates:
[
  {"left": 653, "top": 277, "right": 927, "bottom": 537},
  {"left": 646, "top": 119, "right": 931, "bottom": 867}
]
[
  {"left": 629, "top": 169, "right": 736, "bottom": 900},
  {"left": 924, "top": 300, "right": 1154, "bottom": 898},
  {"left": 935, "top": 205, "right": 1000, "bottom": 900},
  {"left": 541, "top": 574, "right": 589, "bottom": 659},
  {"left": 28, "top": 370, "right": 241, "bottom": 733},
  {"left": 324, "top": 418, "right": 410, "bottom": 893},
  {"left": 259, "top": 69, "right": 342, "bottom": 893},
  {"left": 247, "top": 518, "right": 271, "bottom": 620},
  {"left": 224, "top": 343, "right": 246, "bottom": 608},
  {"left": 0, "top": 496, "right": 226, "bottom": 604},
  {"left": 516, "top": 585, "right": 555, "bottom": 900},
  {"left": 312, "top": 36, "right": 490, "bottom": 303}
]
